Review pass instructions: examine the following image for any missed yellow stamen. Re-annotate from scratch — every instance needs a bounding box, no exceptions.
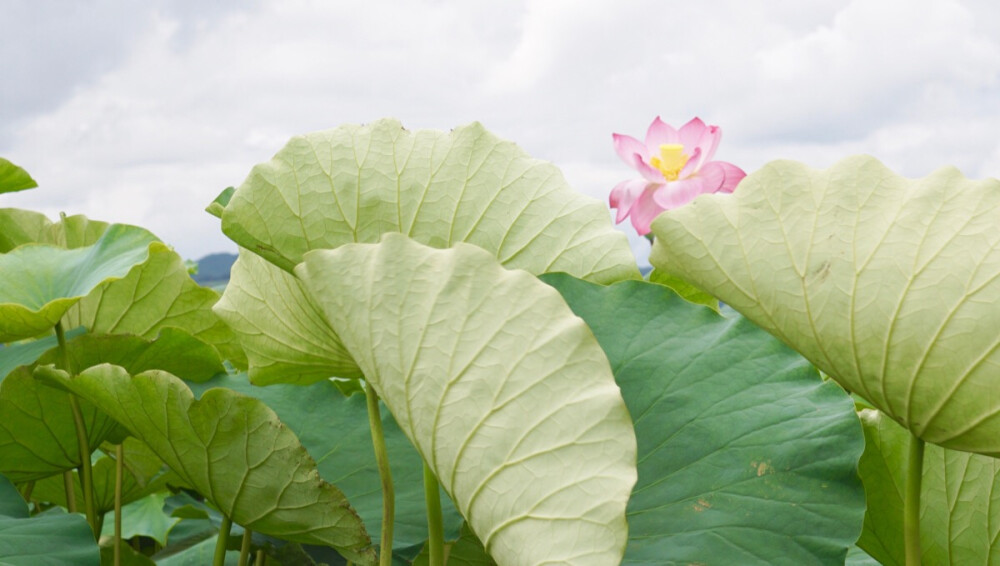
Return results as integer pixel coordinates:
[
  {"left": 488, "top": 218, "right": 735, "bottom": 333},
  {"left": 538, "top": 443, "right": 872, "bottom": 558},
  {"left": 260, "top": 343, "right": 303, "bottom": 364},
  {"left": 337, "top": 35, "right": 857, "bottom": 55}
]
[{"left": 649, "top": 144, "right": 689, "bottom": 181}]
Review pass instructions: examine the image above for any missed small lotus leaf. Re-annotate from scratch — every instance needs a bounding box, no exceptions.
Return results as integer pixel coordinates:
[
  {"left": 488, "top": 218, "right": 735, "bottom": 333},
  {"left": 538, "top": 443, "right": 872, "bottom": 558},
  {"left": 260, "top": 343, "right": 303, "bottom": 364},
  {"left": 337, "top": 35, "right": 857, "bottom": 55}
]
[
  {"left": 0, "top": 331, "right": 226, "bottom": 482},
  {"left": 36, "top": 364, "right": 375, "bottom": 565},
  {"left": 0, "top": 158, "right": 37, "bottom": 195},
  {"left": 0, "top": 209, "right": 109, "bottom": 253}
]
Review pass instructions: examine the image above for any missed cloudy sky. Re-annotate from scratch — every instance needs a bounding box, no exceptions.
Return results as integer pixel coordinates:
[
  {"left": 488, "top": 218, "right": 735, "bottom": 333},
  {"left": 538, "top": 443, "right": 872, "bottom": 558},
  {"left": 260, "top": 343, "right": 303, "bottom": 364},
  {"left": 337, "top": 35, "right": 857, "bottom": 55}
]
[{"left": 4, "top": 0, "right": 1000, "bottom": 264}]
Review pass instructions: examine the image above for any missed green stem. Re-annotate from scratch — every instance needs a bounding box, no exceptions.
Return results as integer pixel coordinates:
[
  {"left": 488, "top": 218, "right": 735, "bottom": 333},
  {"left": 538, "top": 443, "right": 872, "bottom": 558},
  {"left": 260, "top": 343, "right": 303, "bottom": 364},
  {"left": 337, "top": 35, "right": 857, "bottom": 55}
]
[
  {"left": 214, "top": 515, "right": 233, "bottom": 566},
  {"left": 19, "top": 481, "right": 35, "bottom": 506},
  {"left": 255, "top": 549, "right": 266, "bottom": 565},
  {"left": 423, "top": 461, "right": 444, "bottom": 566},
  {"left": 904, "top": 432, "right": 925, "bottom": 566},
  {"left": 365, "top": 382, "right": 394, "bottom": 566},
  {"left": 57, "top": 321, "right": 97, "bottom": 536},
  {"left": 114, "top": 444, "right": 124, "bottom": 566},
  {"left": 63, "top": 471, "right": 77, "bottom": 512},
  {"left": 238, "top": 528, "right": 253, "bottom": 566}
]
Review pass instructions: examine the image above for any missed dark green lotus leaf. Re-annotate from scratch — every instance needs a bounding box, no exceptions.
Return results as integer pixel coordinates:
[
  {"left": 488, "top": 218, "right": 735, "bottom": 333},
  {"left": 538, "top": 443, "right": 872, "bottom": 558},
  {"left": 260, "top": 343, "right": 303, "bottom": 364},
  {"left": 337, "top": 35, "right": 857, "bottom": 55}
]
[
  {"left": 857, "top": 408, "right": 1000, "bottom": 565},
  {"left": 37, "top": 364, "right": 376, "bottom": 565},
  {"left": 99, "top": 539, "right": 156, "bottom": 566},
  {"left": 0, "top": 473, "right": 100, "bottom": 565},
  {"left": 30, "top": 438, "right": 173, "bottom": 515},
  {"left": 220, "top": 118, "right": 638, "bottom": 284},
  {"left": 187, "top": 373, "right": 463, "bottom": 550},
  {"left": 0, "top": 209, "right": 109, "bottom": 253},
  {"left": 0, "top": 224, "right": 158, "bottom": 342},
  {"left": 61, "top": 243, "right": 246, "bottom": 368},
  {"left": 0, "top": 158, "right": 37, "bottom": 195},
  {"left": 212, "top": 250, "right": 360, "bottom": 385},
  {"left": 205, "top": 187, "right": 235, "bottom": 219},
  {"left": 296, "top": 234, "right": 637, "bottom": 565},
  {"left": 650, "top": 156, "right": 1000, "bottom": 455},
  {"left": 542, "top": 274, "right": 866, "bottom": 565}
]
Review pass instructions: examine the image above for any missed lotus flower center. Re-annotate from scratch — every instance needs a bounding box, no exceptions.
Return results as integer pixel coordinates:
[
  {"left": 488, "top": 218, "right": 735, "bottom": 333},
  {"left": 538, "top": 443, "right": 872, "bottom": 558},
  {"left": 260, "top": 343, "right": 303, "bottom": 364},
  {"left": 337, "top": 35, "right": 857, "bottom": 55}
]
[{"left": 649, "top": 144, "right": 689, "bottom": 181}]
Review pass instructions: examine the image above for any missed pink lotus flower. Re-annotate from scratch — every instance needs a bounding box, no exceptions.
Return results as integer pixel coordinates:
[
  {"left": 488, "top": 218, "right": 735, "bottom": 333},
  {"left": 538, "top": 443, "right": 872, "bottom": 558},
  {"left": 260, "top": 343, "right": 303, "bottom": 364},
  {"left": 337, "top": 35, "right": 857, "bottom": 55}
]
[{"left": 609, "top": 117, "right": 746, "bottom": 235}]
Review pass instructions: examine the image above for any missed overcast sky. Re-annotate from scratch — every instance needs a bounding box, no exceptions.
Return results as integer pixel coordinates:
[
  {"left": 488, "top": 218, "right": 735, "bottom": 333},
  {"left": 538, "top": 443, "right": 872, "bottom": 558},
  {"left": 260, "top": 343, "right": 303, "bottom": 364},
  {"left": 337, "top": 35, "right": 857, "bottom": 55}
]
[{"left": 4, "top": 0, "right": 1000, "bottom": 264}]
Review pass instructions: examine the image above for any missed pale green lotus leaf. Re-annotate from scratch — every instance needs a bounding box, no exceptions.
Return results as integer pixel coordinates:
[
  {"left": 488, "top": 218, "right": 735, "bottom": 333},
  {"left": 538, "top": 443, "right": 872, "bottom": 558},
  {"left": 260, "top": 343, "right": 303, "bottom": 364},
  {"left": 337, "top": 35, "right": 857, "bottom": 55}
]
[
  {"left": 220, "top": 118, "right": 638, "bottom": 283},
  {"left": 650, "top": 156, "right": 1000, "bottom": 454},
  {"left": 0, "top": 209, "right": 109, "bottom": 252},
  {"left": 61, "top": 242, "right": 245, "bottom": 367},
  {"left": 857, "top": 408, "right": 1000, "bottom": 565},
  {"left": 36, "top": 364, "right": 375, "bottom": 565},
  {"left": 0, "top": 224, "right": 157, "bottom": 342},
  {"left": 295, "top": 233, "right": 637, "bottom": 566},
  {"left": 0, "top": 473, "right": 99, "bottom": 566},
  {"left": 0, "top": 158, "right": 37, "bottom": 195},
  {"left": 212, "top": 250, "right": 360, "bottom": 385}
]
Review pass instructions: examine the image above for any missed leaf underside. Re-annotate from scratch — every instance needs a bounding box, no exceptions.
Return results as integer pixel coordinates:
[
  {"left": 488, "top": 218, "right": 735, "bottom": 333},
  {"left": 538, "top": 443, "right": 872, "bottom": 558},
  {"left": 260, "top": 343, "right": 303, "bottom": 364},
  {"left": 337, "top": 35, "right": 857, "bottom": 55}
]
[{"left": 651, "top": 155, "right": 1000, "bottom": 455}]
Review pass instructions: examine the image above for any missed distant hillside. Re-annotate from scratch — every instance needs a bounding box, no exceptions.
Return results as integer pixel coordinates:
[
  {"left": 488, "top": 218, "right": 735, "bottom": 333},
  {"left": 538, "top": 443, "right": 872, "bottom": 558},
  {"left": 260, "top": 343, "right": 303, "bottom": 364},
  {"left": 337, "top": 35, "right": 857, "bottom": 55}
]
[{"left": 192, "top": 252, "right": 237, "bottom": 284}]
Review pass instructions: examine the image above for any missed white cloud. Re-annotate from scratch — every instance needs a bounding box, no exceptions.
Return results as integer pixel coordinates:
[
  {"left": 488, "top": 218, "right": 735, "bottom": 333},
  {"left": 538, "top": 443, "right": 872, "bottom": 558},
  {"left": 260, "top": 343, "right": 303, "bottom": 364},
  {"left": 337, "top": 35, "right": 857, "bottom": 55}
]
[{"left": 3, "top": 0, "right": 1000, "bottom": 264}]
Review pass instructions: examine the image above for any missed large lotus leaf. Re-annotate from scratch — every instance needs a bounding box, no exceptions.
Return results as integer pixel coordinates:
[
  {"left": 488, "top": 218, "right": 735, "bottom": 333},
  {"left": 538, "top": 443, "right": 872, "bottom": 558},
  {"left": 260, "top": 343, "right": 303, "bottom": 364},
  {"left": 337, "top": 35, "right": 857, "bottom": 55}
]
[
  {"left": 856, "top": 408, "right": 1000, "bottom": 565},
  {"left": 36, "top": 364, "right": 376, "bottom": 565},
  {"left": 542, "top": 274, "right": 866, "bottom": 564},
  {"left": 0, "top": 158, "right": 37, "bottom": 195},
  {"left": 186, "top": 373, "right": 463, "bottom": 549},
  {"left": 294, "top": 233, "right": 637, "bottom": 565},
  {"left": 0, "top": 224, "right": 157, "bottom": 342},
  {"left": 30, "top": 438, "right": 174, "bottom": 515},
  {"left": 0, "top": 473, "right": 100, "bottom": 565},
  {"left": 220, "top": 118, "right": 638, "bottom": 283},
  {"left": 0, "top": 331, "right": 227, "bottom": 482},
  {"left": 212, "top": 250, "right": 360, "bottom": 385},
  {"left": 650, "top": 156, "right": 1000, "bottom": 454},
  {"left": 61, "top": 242, "right": 246, "bottom": 368},
  {"left": 0, "top": 209, "right": 109, "bottom": 253}
]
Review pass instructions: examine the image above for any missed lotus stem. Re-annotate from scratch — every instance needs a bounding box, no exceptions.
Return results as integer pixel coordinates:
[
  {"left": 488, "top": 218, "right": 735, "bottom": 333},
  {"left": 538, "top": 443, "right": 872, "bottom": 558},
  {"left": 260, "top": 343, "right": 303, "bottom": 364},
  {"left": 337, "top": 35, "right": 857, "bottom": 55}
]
[
  {"left": 365, "top": 381, "right": 394, "bottom": 566},
  {"left": 63, "top": 471, "right": 76, "bottom": 512},
  {"left": 114, "top": 444, "right": 124, "bottom": 566},
  {"left": 19, "top": 481, "right": 34, "bottom": 507},
  {"left": 57, "top": 321, "right": 98, "bottom": 537},
  {"left": 238, "top": 528, "right": 253, "bottom": 566},
  {"left": 904, "top": 432, "right": 925, "bottom": 566},
  {"left": 214, "top": 515, "right": 233, "bottom": 566},
  {"left": 256, "top": 549, "right": 266, "bottom": 565},
  {"left": 423, "top": 461, "right": 444, "bottom": 566}
]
